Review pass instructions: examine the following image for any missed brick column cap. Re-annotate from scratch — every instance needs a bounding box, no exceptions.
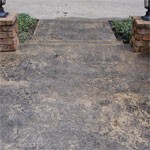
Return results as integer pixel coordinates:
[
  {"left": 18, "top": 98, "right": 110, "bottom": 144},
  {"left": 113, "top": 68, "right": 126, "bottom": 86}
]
[
  {"left": 132, "top": 16, "right": 150, "bottom": 29},
  {"left": 0, "top": 13, "right": 18, "bottom": 26}
]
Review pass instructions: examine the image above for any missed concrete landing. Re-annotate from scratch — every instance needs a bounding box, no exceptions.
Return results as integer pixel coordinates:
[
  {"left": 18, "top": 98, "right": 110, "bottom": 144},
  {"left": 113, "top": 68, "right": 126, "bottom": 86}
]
[{"left": 0, "top": 19, "right": 150, "bottom": 150}]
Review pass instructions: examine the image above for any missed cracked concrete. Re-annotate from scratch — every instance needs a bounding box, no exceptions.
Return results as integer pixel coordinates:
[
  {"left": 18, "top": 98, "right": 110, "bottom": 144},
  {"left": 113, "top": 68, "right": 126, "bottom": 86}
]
[{"left": 0, "top": 18, "right": 150, "bottom": 150}]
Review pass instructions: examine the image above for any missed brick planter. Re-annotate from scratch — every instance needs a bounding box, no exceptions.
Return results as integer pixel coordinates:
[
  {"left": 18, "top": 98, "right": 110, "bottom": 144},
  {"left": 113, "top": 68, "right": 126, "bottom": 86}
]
[
  {"left": 0, "top": 13, "right": 19, "bottom": 52},
  {"left": 130, "top": 16, "right": 150, "bottom": 53}
]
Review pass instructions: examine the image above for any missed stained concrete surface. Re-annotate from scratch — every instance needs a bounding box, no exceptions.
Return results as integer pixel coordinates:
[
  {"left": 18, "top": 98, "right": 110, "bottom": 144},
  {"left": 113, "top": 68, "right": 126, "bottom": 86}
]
[
  {"left": 0, "top": 19, "right": 150, "bottom": 150},
  {"left": 5, "top": 0, "right": 145, "bottom": 19}
]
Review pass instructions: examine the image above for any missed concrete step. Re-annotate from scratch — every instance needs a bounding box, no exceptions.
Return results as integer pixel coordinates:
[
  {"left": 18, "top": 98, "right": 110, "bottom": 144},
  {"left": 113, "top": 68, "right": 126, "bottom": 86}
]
[
  {"left": 17, "top": 42, "right": 133, "bottom": 58},
  {"left": 26, "top": 39, "right": 122, "bottom": 46},
  {"left": 32, "top": 19, "right": 117, "bottom": 42}
]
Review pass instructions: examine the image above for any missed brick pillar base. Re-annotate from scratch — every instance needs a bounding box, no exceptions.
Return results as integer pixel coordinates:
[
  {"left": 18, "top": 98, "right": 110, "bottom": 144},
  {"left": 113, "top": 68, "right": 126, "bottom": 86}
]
[
  {"left": 130, "top": 16, "right": 150, "bottom": 53},
  {"left": 0, "top": 13, "right": 19, "bottom": 52}
]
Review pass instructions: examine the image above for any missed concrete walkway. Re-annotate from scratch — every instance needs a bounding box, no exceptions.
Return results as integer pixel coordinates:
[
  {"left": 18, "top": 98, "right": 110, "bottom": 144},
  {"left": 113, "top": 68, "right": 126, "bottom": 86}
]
[
  {"left": 0, "top": 19, "right": 150, "bottom": 150},
  {"left": 6, "top": 0, "right": 145, "bottom": 19}
]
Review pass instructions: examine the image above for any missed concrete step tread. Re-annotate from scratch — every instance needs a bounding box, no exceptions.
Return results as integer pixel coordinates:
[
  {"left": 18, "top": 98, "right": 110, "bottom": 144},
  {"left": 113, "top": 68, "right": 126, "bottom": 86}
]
[{"left": 32, "top": 19, "right": 117, "bottom": 42}]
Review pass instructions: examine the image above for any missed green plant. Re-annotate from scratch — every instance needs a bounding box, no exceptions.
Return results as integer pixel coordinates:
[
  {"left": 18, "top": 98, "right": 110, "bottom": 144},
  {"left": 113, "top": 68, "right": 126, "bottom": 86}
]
[
  {"left": 112, "top": 17, "right": 132, "bottom": 44},
  {"left": 17, "top": 13, "right": 38, "bottom": 43}
]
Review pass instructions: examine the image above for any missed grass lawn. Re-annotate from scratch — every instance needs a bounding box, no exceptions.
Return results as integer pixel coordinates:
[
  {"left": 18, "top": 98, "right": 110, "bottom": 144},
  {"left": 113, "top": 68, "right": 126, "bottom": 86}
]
[{"left": 18, "top": 13, "right": 38, "bottom": 43}]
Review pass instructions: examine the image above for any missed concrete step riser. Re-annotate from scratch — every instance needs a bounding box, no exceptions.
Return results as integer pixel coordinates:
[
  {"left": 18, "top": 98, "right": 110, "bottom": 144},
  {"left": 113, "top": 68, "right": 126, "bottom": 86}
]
[{"left": 26, "top": 40, "right": 122, "bottom": 46}]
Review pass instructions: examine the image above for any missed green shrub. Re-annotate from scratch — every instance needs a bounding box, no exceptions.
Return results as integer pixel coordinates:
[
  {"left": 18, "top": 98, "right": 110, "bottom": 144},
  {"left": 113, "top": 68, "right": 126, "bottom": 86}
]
[
  {"left": 17, "top": 13, "right": 38, "bottom": 43},
  {"left": 112, "top": 17, "right": 132, "bottom": 44}
]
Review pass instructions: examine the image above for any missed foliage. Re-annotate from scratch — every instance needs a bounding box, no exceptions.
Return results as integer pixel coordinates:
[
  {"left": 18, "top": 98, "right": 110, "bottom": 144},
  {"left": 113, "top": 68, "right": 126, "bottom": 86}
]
[
  {"left": 112, "top": 17, "right": 132, "bottom": 44},
  {"left": 17, "top": 13, "right": 38, "bottom": 43}
]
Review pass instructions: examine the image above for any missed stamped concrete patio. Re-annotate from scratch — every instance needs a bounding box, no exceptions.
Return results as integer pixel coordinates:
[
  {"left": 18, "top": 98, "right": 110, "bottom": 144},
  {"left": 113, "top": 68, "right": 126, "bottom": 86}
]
[{"left": 0, "top": 18, "right": 150, "bottom": 150}]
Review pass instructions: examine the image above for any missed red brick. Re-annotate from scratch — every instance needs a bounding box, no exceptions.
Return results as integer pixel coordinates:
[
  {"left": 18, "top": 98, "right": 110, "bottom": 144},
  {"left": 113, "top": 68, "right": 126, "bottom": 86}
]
[
  {"left": 133, "top": 45, "right": 140, "bottom": 52},
  {"left": 0, "top": 14, "right": 18, "bottom": 52},
  {"left": 137, "top": 28, "right": 150, "bottom": 34},
  {"left": 130, "top": 36, "right": 135, "bottom": 47},
  {"left": 130, "top": 40, "right": 133, "bottom": 48},
  {"left": 135, "top": 34, "right": 143, "bottom": 40},
  {"left": 0, "top": 22, "right": 17, "bottom": 32},
  {"left": 0, "top": 13, "right": 17, "bottom": 26},
  {"left": 0, "top": 45, "right": 15, "bottom": 52},
  {"left": 132, "top": 16, "right": 142, "bottom": 20},
  {"left": 15, "top": 23, "right": 18, "bottom": 34},
  {"left": 0, "top": 29, "right": 16, "bottom": 38},
  {"left": 0, "top": 37, "right": 18, "bottom": 52},
  {"left": 143, "top": 35, "right": 150, "bottom": 41},
  {"left": 0, "top": 35, "right": 18, "bottom": 45},
  {"left": 135, "top": 40, "right": 148, "bottom": 47},
  {"left": 136, "top": 19, "right": 150, "bottom": 29},
  {"left": 133, "top": 24, "right": 137, "bottom": 31},
  {"left": 131, "top": 16, "right": 150, "bottom": 53}
]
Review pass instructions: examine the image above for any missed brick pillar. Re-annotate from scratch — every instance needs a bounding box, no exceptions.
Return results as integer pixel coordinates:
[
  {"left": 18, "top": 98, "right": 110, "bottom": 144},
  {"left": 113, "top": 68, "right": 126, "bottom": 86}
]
[
  {"left": 0, "top": 13, "right": 19, "bottom": 52},
  {"left": 130, "top": 16, "right": 150, "bottom": 53}
]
